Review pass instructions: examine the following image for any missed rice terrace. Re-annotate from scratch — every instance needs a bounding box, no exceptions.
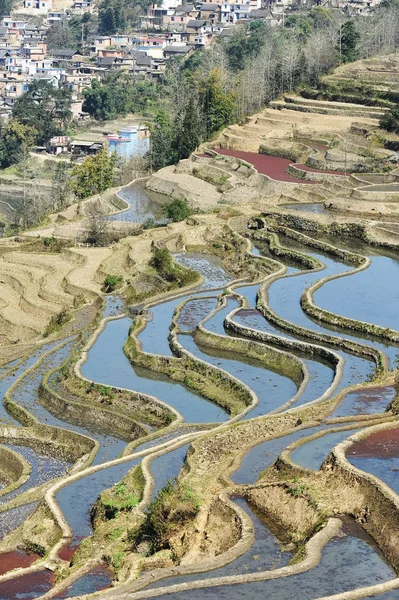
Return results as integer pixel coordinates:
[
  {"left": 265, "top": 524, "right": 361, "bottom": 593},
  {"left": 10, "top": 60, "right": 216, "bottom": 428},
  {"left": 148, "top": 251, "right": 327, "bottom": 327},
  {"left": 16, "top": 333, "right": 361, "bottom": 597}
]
[{"left": 1, "top": 43, "right": 399, "bottom": 600}]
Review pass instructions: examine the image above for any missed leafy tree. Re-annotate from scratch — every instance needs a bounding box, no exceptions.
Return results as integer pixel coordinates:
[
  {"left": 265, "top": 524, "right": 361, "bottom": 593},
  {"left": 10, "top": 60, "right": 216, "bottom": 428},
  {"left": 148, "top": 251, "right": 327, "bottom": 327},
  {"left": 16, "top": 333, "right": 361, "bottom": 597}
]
[
  {"left": 339, "top": 21, "right": 360, "bottom": 63},
  {"left": 0, "top": 119, "right": 37, "bottom": 167},
  {"left": 98, "top": 0, "right": 125, "bottom": 34},
  {"left": 12, "top": 80, "right": 72, "bottom": 143},
  {"left": 199, "top": 69, "right": 236, "bottom": 137},
  {"left": 172, "top": 96, "right": 202, "bottom": 160},
  {"left": 162, "top": 198, "right": 192, "bottom": 222},
  {"left": 71, "top": 147, "right": 119, "bottom": 199},
  {"left": 46, "top": 19, "right": 80, "bottom": 50},
  {"left": 285, "top": 14, "right": 314, "bottom": 39},
  {"left": 103, "top": 274, "right": 123, "bottom": 292},
  {"left": 0, "top": 0, "right": 11, "bottom": 19},
  {"left": 149, "top": 110, "right": 177, "bottom": 171},
  {"left": 82, "top": 75, "right": 157, "bottom": 121},
  {"left": 225, "top": 25, "right": 267, "bottom": 71}
]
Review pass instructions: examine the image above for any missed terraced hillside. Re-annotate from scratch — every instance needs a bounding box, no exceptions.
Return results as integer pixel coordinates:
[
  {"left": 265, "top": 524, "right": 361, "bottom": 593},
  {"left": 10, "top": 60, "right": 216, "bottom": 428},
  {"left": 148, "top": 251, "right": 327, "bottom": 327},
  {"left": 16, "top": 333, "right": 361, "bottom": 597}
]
[
  {"left": 0, "top": 176, "right": 397, "bottom": 600},
  {"left": 1, "top": 57, "right": 399, "bottom": 600}
]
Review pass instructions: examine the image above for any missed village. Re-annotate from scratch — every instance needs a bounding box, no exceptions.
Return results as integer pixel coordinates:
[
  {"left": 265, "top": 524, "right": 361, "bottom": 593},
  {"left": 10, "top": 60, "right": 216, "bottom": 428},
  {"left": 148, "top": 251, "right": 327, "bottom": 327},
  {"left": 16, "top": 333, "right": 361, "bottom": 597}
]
[{"left": 0, "top": 0, "right": 384, "bottom": 151}]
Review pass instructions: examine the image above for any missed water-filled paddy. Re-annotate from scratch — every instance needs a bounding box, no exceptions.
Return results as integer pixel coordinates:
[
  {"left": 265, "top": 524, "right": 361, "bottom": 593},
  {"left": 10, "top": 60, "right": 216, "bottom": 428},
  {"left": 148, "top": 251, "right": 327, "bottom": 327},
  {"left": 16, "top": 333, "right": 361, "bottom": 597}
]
[
  {"left": 347, "top": 427, "right": 399, "bottom": 495},
  {"left": 153, "top": 518, "right": 395, "bottom": 600},
  {"left": 144, "top": 497, "right": 291, "bottom": 591},
  {"left": 82, "top": 317, "right": 228, "bottom": 423},
  {"left": 290, "top": 427, "right": 362, "bottom": 470}
]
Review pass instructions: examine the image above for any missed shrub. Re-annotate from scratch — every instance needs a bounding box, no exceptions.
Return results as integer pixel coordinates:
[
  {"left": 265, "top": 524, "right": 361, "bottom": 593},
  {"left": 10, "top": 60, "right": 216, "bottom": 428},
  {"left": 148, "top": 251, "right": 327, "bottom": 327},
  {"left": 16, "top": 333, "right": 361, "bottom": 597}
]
[
  {"left": 380, "top": 107, "right": 399, "bottom": 134},
  {"left": 162, "top": 198, "right": 192, "bottom": 222},
  {"left": 150, "top": 246, "right": 198, "bottom": 288},
  {"left": 103, "top": 275, "right": 123, "bottom": 292},
  {"left": 135, "top": 479, "right": 201, "bottom": 554},
  {"left": 43, "top": 308, "right": 71, "bottom": 337},
  {"left": 43, "top": 236, "right": 55, "bottom": 247}
]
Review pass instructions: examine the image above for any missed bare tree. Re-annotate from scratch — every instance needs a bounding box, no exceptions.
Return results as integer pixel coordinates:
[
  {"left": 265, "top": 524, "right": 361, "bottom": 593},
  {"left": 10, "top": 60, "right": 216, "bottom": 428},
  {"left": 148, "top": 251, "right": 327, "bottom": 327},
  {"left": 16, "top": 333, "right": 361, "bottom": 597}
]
[{"left": 84, "top": 201, "right": 110, "bottom": 245}]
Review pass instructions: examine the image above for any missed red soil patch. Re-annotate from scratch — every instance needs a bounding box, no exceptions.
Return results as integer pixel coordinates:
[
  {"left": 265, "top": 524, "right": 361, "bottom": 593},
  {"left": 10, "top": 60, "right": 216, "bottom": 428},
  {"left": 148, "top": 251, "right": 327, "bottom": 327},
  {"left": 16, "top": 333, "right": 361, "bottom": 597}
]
[
  {"left": 0, "top": 568, "right": 54, "bottom": 600},
  {"left": 58, "top": 541, "right": 78, "bottom": 562},
  {"left": 347, "top": 426, "right": 399, "bottom": 459},
  {"left": 213, "top": 149, "right": 317, "bottom": 184},
  {"left": 344, "top": 386, "right": 397, "bottom": 414},
  {"left": 0, "top": 550, "right": 38, "bottom": 575}
]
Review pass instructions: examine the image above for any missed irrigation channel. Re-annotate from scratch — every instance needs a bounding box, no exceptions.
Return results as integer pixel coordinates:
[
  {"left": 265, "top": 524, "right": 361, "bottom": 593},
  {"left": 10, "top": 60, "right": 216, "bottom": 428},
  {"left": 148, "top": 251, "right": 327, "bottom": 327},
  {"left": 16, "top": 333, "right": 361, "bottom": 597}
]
[{"left": 0, "top": 178, "right": 399, "bottom": 600}]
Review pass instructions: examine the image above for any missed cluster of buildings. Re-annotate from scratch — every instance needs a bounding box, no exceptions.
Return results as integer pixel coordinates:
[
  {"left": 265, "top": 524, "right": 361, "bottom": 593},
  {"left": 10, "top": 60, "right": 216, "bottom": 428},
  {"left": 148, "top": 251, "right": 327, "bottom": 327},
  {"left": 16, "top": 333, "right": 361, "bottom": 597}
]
[{"left": 0, "top": 0, "right": 382, "bottom": 123}]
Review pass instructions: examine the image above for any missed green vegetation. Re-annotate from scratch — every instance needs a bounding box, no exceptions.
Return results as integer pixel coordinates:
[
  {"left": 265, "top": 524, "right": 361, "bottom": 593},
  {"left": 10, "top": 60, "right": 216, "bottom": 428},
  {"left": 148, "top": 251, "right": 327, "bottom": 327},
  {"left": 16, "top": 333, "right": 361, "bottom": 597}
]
[
  {"left": 380, "top": 106, "right": 399, "bottom": 134},
  {"left": 162, "top": 199, "right": 192, "bottom": 222},
  {"left": 339, "top": 21, "right": 360, "bottom": 63},
  {"left": 150, "top": 246, "right": 198, "bottom": 287},
  {"left": 43, "top": 308, "right": 71, "bottom": 337},
  {"left": 71, "top": 147, "right": 119, "bottom": 199},
  {"left": 46, "top": 13, "right": 94, "bottom": 50},
  {"left": 112, "top": 550, "right": 124, "bottom": 570},
  {"left": 82, "top": 74, "right": 158, "bottom": 121},
  {"left": 150, "top": 70, "right": 236, "bottom": 170},
  {"left": 135, "top": 480, "right": 201, "bottom": 554},
  {"left": 103, "top": 480, "right": 140, "bottom": 519},
  {"left": 98, "top": 0, "right": 125, "bottom": 34},
  {"left": 0, "top": 120, "right": 37, "bottom": 168},
  {"left": 12, "top": 80, "right": 72, "bottom": 145},
  {"left": 103, "top": 275, "right": 123, "bottom": 292},
  {"left": 23, "top": 540, "right": 46, "bottom": 557},
  {"left": 91, "top": 383, "right": 115, "bottom": 399}
]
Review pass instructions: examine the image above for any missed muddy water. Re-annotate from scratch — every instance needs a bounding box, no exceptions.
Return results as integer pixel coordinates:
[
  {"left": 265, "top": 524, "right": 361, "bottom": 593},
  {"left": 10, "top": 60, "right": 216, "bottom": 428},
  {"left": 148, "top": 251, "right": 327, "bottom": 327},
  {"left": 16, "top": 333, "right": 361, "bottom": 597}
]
[
  {"left": 232, "top": 283, "right": 369, "bottom": 408},
  {"left": 0, "top": 444, "right": 71, "bottom": 505},
  {"left": 231, "top": 425, "right": 325, "bottom": 485},
  {"left": 281, "top": 203, "right": 327, "bottom": 214},
  {"left": 103, "top": 295, "right": 125, "bottom": 318},
  {"left": 177, "top": 298, "right": 218, "bottom": 332},
  {"left": 144, "top": 497, "right": 291, "bottom": 591},
  {"left": 347, "top": 427, "right": 399, "bottom": 495},
  {"left": 149, "top": 444, "right": 190, "bottom": 502},
  {"left": 138, "top": 252, "right": 231, "bottom": 357},
  {"left": 154, "top": 518, "right": 395, "bottom": 600},
  {"left": 82, "top": 317, "right": 227, "bottom": 423},
  {"left": 138, "top": 292, "right": 216, "bottom": 357},
  {"left": 314, "top": 255, "right": 399, "bottom": 332},
  {"left": 0, "top": 339, "right": 62, "bottom": 424},
  {"left": 173, "top": 253, "right": 232, "bottom": 291},
  {"left": 290, "top": 427, "right": 362, "bottom": 470},
  {"left": 179, "top": 335, "right": 297, "bottom": 418},
  {"left": 0, "top": 569, "right": 54, "bottom": 600},
  {"left": 0, "top": 549, "right": 38, "bottom": 574},
  {"left": 328, "top": 386, "right": 397, "bottom": 419},
  {"left": 12, "top": 341, "right": 126, "bottom": 465},
  {"left": 0, "top": 502, "right": 38, "bottom": 540},
  {"left": 109, "top": 182, "right": 166, "bottom": 224},
  {"left": 52, "top": 564, "right": 113, "bottom": 599}
]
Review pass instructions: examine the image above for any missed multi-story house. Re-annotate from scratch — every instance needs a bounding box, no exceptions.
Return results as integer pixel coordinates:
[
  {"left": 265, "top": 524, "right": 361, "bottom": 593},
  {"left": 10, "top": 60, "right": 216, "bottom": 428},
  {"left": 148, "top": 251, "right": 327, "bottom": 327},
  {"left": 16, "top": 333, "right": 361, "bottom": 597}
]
[
  {"left": 198, "top": 3, "right": 221, "bottom": 23},
  {"left": 23, "top": 0, "right": 53, "bottom": 13},
  {"left": 46, "top": 11, "right": 65, "bottom": 24}
]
